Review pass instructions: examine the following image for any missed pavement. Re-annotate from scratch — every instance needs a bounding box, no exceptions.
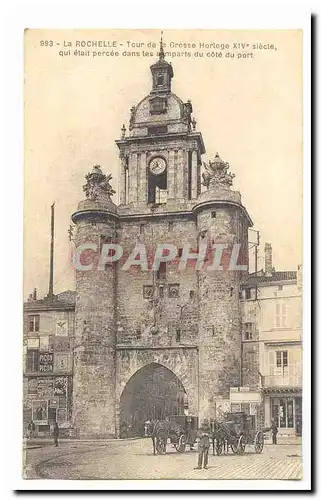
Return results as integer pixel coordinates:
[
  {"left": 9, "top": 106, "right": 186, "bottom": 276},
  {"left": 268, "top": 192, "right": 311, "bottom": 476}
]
[{"left": 23, "top": 437, "right": 303, "bottom": 481}]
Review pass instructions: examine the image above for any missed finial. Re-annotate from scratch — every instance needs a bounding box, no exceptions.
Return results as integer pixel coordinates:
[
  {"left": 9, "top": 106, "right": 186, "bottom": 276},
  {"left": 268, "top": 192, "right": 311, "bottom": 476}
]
[
  {"left": 121, "top": 124, "right": 126, "bottom": 139},
  {"left": 159, "top": 30, "right": 165, "bottom": 60}
]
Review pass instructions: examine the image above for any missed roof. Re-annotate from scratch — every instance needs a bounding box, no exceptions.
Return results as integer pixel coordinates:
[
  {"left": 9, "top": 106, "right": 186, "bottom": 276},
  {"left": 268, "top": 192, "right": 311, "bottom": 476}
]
[
  {"left": 244, "top": 271, "right": 297, "bottom": 287},
  {"left": 24, "top": 290, "right": 76, "bottom": 311}
]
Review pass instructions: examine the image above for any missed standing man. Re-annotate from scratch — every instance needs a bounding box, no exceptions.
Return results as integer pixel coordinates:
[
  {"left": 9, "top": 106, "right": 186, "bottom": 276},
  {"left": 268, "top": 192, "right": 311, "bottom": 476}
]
[
  {"left": 271, "top": 419, "right": 278, "bottom": 445},
  {"left": 195, "top": 418, "right": 211, "bottom": 470},
  {"left": 53, "top": 421, "right": 59, "bottom": 447}
]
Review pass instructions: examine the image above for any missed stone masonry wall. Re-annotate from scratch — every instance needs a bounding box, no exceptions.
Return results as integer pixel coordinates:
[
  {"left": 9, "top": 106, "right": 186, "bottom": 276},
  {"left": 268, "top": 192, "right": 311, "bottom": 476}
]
[{"left": 71, "top": 217, "right": 117, "bottom": 437}]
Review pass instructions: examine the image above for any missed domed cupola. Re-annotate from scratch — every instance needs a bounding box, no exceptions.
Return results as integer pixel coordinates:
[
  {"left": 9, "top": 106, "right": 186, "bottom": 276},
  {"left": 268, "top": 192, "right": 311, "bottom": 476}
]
[{"left": 150, "top": 34, "right": 174, "bottom": 95}]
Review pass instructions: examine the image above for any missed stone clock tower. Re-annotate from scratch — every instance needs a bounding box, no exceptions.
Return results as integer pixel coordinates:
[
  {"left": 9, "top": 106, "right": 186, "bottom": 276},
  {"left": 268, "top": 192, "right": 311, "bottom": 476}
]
[
  {"left": 115, "top": 40, "right": 205, "bottom": 210},
  {"left": 71, "top": 41, "right": 253, "bottom": 438}
]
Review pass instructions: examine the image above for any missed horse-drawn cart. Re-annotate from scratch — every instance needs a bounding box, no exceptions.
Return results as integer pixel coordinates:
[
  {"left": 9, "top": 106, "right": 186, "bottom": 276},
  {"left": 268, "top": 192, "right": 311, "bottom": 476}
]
[
  {"left": 145, "top": 415, "right": 198, "bottom": 455},
  {"left": 214, "top": 412, "right": 264, "bottom": 455}
]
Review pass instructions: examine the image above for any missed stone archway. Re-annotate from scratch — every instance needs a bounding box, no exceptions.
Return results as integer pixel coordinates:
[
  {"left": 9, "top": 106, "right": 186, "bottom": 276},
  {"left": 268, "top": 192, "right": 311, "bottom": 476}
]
[{"left": 118, "top": 362, "right": 187, "bottom": 438}]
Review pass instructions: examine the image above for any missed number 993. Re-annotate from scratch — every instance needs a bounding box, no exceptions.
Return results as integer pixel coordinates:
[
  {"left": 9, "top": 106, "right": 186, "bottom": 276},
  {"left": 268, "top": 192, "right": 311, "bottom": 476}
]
[{"left": 40, "top": 40, "right": 54, "bottom": 47}]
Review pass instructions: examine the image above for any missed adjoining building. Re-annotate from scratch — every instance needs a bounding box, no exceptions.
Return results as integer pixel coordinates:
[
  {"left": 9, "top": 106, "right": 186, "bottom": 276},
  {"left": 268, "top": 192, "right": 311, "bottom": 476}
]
[
  {"left": 23, "top": 290, "right": 75, "bottom": 437},
  {"left": 240, "top": 244, "right": 302, "bottom": 437}
]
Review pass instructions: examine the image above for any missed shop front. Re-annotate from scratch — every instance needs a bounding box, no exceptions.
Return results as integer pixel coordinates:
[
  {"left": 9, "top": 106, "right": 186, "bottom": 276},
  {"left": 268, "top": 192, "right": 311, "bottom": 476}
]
[
  {"left": 263, "top": 389, "right": 302, "bottom": 436},
  {"left": 23, "top": 375, "right": 73, "bottom": 437}
]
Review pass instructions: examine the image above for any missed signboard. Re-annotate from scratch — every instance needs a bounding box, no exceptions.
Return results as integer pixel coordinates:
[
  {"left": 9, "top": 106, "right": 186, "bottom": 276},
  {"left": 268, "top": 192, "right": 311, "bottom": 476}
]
[
  {"left": 54, "top": 377, "right": 67, "bottom": 396},
  {"left": 39, "top": 335, "right": 49, "bottom": 351},
  {"left": 56, "top": 320, "right": 68, "bottom": 337},
  {"left": 37, "top": 378, "right": 54, "bottom": 398},
  {"left": 39, "top": 352, "right": 53, "bottom": 372},
  {"left": 27, "top": 338, "right": 39, "bottom": 349},
  {"left": 55, "top": 353, "right": 69, "bottom": 372}
]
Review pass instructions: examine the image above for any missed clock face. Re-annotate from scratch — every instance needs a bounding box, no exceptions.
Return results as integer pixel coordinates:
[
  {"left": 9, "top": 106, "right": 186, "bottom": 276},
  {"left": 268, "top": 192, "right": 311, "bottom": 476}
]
[{"left": 149, "top": 157, "right": 166, "bottom": 175}]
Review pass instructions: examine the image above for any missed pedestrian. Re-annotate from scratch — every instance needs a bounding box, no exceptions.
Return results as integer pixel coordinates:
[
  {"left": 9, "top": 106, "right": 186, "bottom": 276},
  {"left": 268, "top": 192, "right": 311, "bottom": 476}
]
[
  {"left": 27, "top": 420, "right": 36, "bottom": 439},
  {"left": 271, "top": 420, "right": 278, "bottom": 445},
  {"left": 53, "top": 421, "right": 59, "bottom": 447},
  {"left": 195, "top": 418, "right": 211, "bottom": 470}
]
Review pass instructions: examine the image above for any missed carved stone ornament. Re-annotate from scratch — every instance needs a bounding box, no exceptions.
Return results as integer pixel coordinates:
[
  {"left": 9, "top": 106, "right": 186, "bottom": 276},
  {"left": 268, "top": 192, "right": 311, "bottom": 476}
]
[
  {"left": 82, "top": 165, "right": 116, "bottom": 201},
  {"left": 202, "top": 153, "right": 236, "bottom": 190}
]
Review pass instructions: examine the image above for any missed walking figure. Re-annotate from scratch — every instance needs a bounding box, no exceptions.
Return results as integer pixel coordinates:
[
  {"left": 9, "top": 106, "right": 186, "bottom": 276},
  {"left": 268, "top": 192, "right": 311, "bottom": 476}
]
[
  {"left": 271, "top": 420, "right": 278, "bottom": 445},
  {"left": 195, "top": 418, "right": 211, "bottom": 469},
  {"left": 27, "top": 420, "right": 36, "bottom": 439},
  {"left": 53, "top": 421, "right": 59, "bottom": 447}
]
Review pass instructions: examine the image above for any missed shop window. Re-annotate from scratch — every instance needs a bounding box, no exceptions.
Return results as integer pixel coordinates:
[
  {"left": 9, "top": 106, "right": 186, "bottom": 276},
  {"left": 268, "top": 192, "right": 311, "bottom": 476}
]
[
  {"left": 245, "top": 288, "right": 251, "bottom": 300},
  {"left": 276, "top": 350, "right": 288, "bottom": 368},
  {"left": 139, "top": 223, "right": 145, "bottom": 235},
  {"left": 29, "top": 315, "right": 40, "bottom": 332},
  {"left": 176, "top": 329, "right": 181, "bottom": 343},
  {"left": 27, "top": 349, "right": 39, "bottom": 372},
  {"left": 271, "top": 397, "right": 294, "bottom": 428},
  {"left": 48, "top": 407, "right": 57, "bottom": 422},
  {"left": 32, "top": 400, "right": 48, "bottom": 422}
]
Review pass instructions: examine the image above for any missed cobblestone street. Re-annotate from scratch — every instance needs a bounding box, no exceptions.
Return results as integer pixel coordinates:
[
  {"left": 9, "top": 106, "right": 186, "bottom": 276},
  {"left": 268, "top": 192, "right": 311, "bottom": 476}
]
[{"left": 24, "top": 438, "right": 302, "bottom": 481}]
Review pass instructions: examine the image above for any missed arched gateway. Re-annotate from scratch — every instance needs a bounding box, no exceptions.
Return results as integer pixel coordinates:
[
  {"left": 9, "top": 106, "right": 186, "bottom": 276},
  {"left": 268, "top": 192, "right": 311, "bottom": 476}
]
[
  {"left": 115, "top": 348, "right": 199, "bottom": 438},
  {"left": 119, "top": 363, "right": 186, "bottom": 437}
]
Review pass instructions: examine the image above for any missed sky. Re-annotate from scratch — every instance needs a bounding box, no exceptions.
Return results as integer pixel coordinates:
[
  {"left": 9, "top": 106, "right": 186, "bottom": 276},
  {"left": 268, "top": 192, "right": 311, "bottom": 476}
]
[{"left": 24, "top": 29, "right": 302, "bottom": 299}]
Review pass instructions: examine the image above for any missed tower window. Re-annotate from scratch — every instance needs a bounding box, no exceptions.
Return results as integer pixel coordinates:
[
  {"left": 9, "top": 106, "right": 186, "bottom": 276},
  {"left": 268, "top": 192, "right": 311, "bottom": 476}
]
[
  {"left": 157, "top": 73, "right": 164, "bottom": 86},
  {"left": 148, "top": 126, "right": 168, "bottom": 136},
  {"left": 156, "top": 262, "right": 167, "bottom": 280},
  {"left": 187, "top": 151, "right": 192, "bottom": 200},
  {"left": 244, "top": 322, "right": 254, "bottom": 340}
]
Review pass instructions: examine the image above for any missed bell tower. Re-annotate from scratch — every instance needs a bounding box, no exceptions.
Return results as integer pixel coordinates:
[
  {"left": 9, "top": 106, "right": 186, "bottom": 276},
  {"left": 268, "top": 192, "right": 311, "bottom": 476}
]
[{"left": 115, "top": 38, "right": 205, "bottom": 212}]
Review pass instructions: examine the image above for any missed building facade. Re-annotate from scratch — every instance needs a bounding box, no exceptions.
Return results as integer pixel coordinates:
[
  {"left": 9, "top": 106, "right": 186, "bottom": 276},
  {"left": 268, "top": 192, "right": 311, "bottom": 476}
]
[
  {"left": 23, "top": 290, "right": 75, "bottom": 437},
  {"left": 70, "top": 46, "right": 253, "bottom": 437},
  {"left": 241, "top": 245, "right": 302, "bottom": 436}
]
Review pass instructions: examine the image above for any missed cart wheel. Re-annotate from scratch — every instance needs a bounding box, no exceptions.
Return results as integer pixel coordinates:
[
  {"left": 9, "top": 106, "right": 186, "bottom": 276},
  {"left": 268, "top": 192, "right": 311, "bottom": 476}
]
[
  {"left": 177, "top": 434, "right": 187, "bottom": 452},
  {"left": 216, "top": 438, "right": 223, "bottom": 455},
  {"left": 237, "top": 435, "right": 246, "bottom": 455},
  {"left": 155, "top": 433, "right": 167, "bottom": 454},
  {"left": 231, "top": 443, "right": 238, "bottom": 454},
  {"left": 254, "top": 431, "right": 264, "bottom": 454}
]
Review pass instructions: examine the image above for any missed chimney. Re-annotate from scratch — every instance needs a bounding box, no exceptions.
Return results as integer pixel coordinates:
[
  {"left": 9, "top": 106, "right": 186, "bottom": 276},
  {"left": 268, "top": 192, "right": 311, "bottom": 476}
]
[
  {"left": 33, "top": 288, "right": 37, "bottom": 301},
  {"left": 264, "top": 243, "right": 273, "bottom": 276}
]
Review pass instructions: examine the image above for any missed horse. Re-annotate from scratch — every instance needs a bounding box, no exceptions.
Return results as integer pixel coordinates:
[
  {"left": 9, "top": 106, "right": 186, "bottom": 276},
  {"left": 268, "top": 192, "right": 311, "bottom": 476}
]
[{"left": 144, "top": 418, "right": 184, "bottom": 455}]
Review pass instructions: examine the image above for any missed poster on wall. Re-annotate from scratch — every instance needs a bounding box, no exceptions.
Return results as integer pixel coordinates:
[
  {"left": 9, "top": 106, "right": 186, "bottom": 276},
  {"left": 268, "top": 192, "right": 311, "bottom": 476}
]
[
  {"left": 39, "top": 352, "right": 54, "bottom": 372},
  {"left": 56, "top": 320, "right": 68, "bottom": 337},
  {"left": 32, "top": 400, "right": 48, "bottom": 423},
  {"left": 54, "top": 377, "right": 67, "bottom": 396}
]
